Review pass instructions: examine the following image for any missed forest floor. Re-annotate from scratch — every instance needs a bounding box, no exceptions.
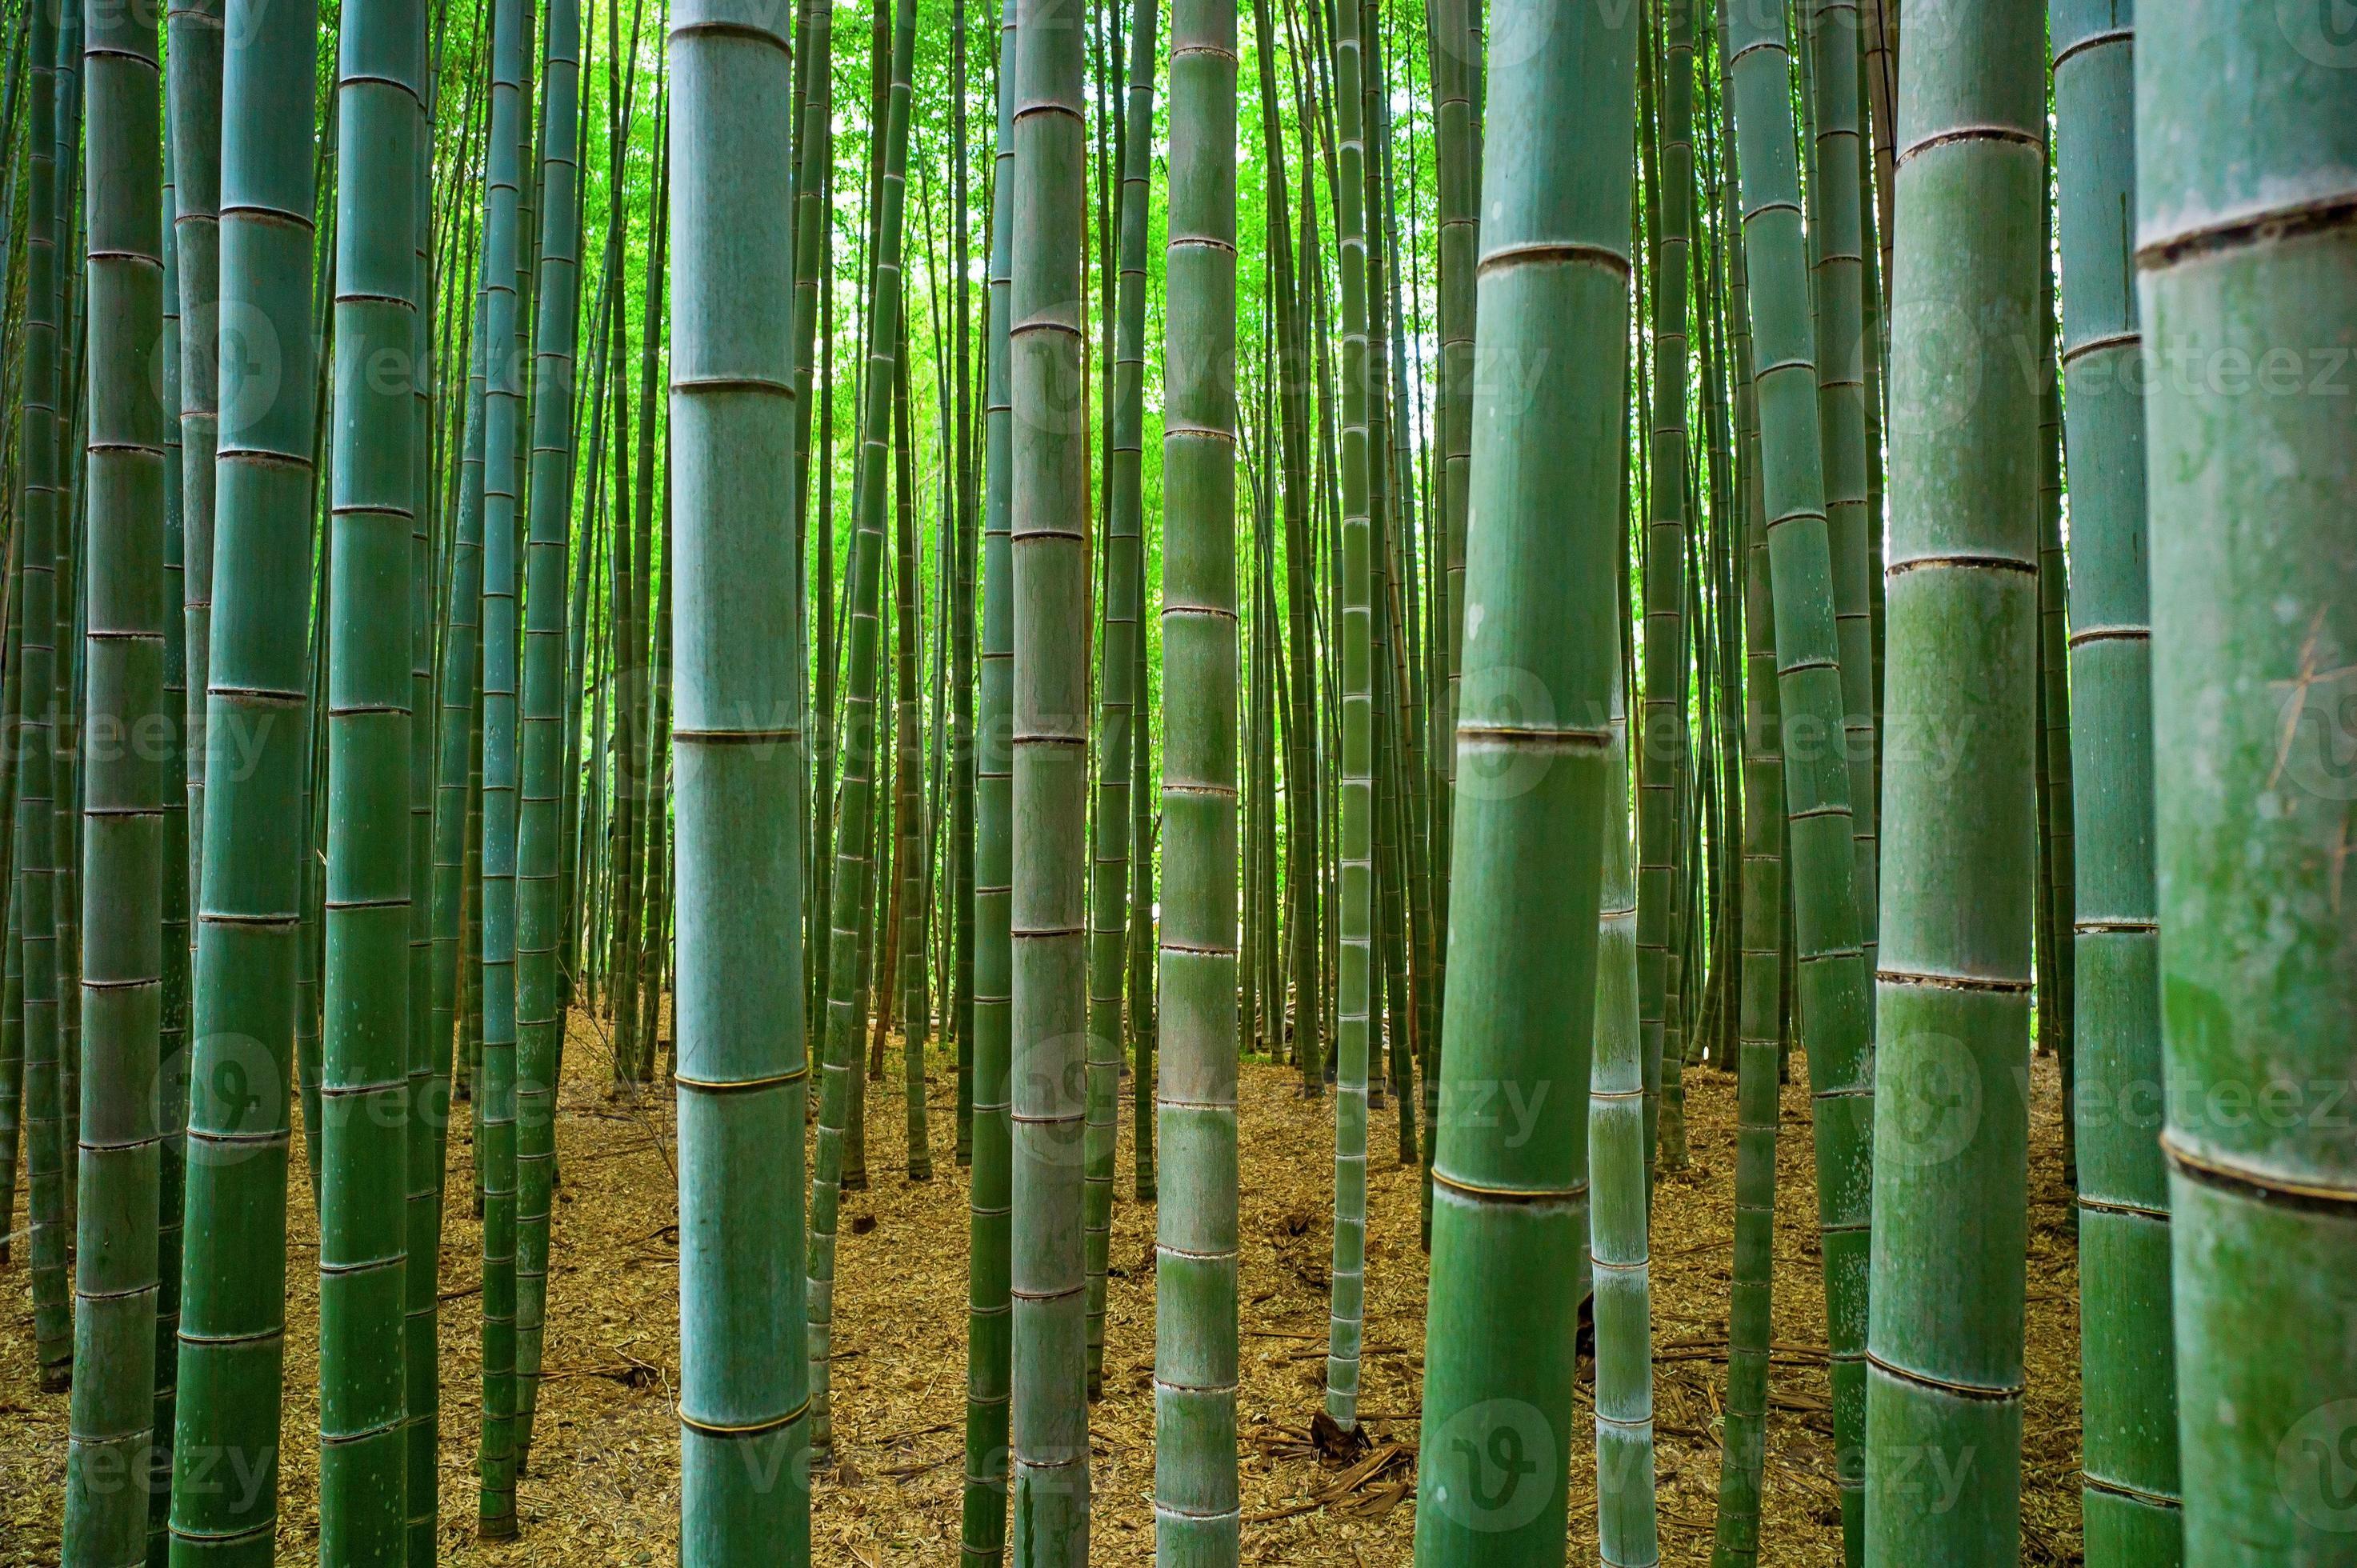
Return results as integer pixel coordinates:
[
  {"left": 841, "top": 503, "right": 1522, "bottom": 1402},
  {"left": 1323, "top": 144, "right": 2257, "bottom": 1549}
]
[{"left": 2, "top": 1005, "right": 2087, "bottom": 1565}]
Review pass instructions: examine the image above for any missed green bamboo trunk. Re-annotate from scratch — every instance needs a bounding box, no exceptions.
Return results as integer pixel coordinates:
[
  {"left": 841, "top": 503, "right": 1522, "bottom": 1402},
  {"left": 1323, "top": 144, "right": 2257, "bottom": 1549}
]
[
  {"left": 1374, "top": 82, "right": 1433, "bottom": 1146},
  {"left": 1711, "top": 345, "right": 1786, "bottom": 1567},
  {"left": 471, "top": 0, "right": 525, "bottom": 1530},
  {"left": 1863, "top": 2, "right": 2043, "bottom": 1561},
  {"left": 667, "top": 0, "right": 812, "bottom": 1538},
  {"left": 322, "top": 0, "right": 426, "bottom": 1550},
  {"left": 1359, "top": 0, "right": 1400, "bottom": 1144},
  {"left": 1006, "top": 0, "right": 1090, "bottom": 1549},
  {"left": 1323, "top": 0, "right": 1375, "bottom": 1435},
  {"left": 1593, "top": 656, "right": 1659, "bottom": 1568},
  {"left": 1808, "top": 0, "right": 1879, "bottom": 983},
  {"left": 2139, "top": 6, "right": 2357, "bottom": 1563},
  {"left": 805, "top": 230, "right": 838, "bottom": 1070},
  {"left": 400, "top": 70, "right": 438, "bottom": 1568},
  {"left": 1428, "top": 0, "right": 1473, "bottom": 1029},
  {"left": 609, "top": 170, "right": 662, "bottom": 1086},
  {"left": 788, "top": 0, "right": 829, "bottom": 524},
  {"left": 16, "top": 0, "right": 70, "bottom": 1396},
  {"left": 2048, "top": 1, "right": 2179, "bottom": 1558},
  {"left": 961, "top": 9, "right": 1016, "bottom": 1555},
  {"left": 514, "top": 0, "right": 582, "bottom": 1474},
  {"left": 2033, "top": 303, "right": 2075, "bottom": 1180},
  {"left": 1639, "top": 0, "right": 1695, "bottom": 1181},
  {"left": 1247, "top": 0, "right": 1320, "bottom": 1111},
  {"left": 0, "top": 309, "right": 21, "bottom": 1289},
  {"left": 631, "top": 262, "right": 675, "bottom": 1090},
  {"left": 1126, "top": 541, "right": 1154, "bottom": 1202},
  {"left": 806, "top": 0, "right": 916, "bottom": 1466},
  {"left": 164, "top": 0, "right": 219, "bottom": 923},
  {"left": 434, "top": 298, "right": 488, "bottom": 1137},
  {"left": 152, "top": 130, "right": 192, "bottom": 1568},
  {"left": 947, "top": 0, "right": 978, "bottom": 1170},
  {"left": 556, "top": 287, "right": 603, "bottom": 1027},
  {"left": 1, "top": 904, "right": 20, "bottom": 1283},
  {"left": 0, "top": 536, "right": 19, "bottom": 1260},
  {"left": 163, "top": 0, "right": 318, "bottom": 1550},
  {"left": 461, "top": 638, "right": 484, "bottom": 1200},
  {"left": 302, "top": 567, "right": 329, "bottom": 1212},
  {"left": 1410, "top": 0, "right": 1634, "bottom": 1558},
  {"left": 53, "top": 4, "right": 86, "bottom": 1240},
  {"left": 893, "top": 400, "right": 931, "bottom": 1182},
  {"left": 1722, "top": 0, "right": 1879, "bottom": 1542},
  {"left": 1155, "top": 0, "right": 1239, "bottom": 1552},
  {"left": 62, "top": 2, "right": 168, "bottom": 1556},
  {"left": 434, "top": 297, "right": 488, "bottom": 1154},
  {"left": 1086, "top": 0, "right": 1157, "bottom": 1402}
]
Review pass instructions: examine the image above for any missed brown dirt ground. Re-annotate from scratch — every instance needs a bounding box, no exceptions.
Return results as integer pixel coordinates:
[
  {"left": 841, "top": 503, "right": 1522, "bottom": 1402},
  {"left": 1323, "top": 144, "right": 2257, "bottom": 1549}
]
[{"left": 2, "top": 1008, "right": 2087, "bottom": 1564}]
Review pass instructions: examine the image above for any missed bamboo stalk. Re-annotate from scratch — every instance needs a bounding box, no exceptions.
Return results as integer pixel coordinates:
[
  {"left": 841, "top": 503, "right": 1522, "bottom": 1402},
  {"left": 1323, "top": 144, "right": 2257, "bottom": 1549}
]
[
  {"left": 1005, "top": 0, "right": 1091, "bottom": 1545},
  {"left": 165, "top": 0, "right": 220, "bottom": 924},
  {"left": 960, "top": 7, "right": 1017, "bottom": 1554},
  {"left": 1087, "top": 0, "right": 1158, "bottom": 1401},
  {"left": 1863, "top": 2, "right": 2043, "bottom": 1559},
  {"left": 2141, "top": 6, "right": 2357, "bottom": 1563},
  {"left": 1411, "top": 0, "right": 1635, "bottom": 1558},
  {"left": 470, "top": 0, "right": 524, "bottom": 1530},
  {"left": 1595, "top": 652, "right": 1660, "bottom": 1568},
  {"left": 322, "top": 0, "right": 429, "bottom": 1548},
  {"left": 1155, "top": 0, "right": 1240, "bottom": 1548},
  {"left": 17, "top": 0, "right": 68, "bottom": 1398},
  {"left": 62, "top": 2, "right": 167, "bottom": 1554},
  {"left": 1720, "top": 0, "right": 1879, "bottom": 1542},
  {"left": 666, "top": 0, "right": 814, "bottom": 1538},
  {"left": 2049, "top": 0, "right": 2179, "bottom": 1557},
  {"left": 806, "top": 0, "right": 917, "bottom": 1467},
  {"left": 513, "top": 0, "right": 583, "bottom": 1471}
]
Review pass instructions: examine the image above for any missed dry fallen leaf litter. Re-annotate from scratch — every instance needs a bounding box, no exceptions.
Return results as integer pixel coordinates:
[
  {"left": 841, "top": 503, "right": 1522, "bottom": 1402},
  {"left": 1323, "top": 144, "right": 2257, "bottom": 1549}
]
[{"left": 1, "top": 1006, "right": 2088, "bottom": 1564}]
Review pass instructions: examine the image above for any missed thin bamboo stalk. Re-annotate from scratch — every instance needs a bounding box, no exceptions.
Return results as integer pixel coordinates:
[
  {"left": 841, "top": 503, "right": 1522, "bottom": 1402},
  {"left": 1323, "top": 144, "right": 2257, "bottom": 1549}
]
[
  {"left": 806, "top": 0, "right": 917, "bottom": 1466},
  {"left": 959, "top": 8, "right": 1017, "bottom": 1554},
  {"left": 1808, "top": 0, "right": 1878, "bottom": 992},
  {"left": 1639, "top": 0, "right": 1697, "bottom": 1177},
  {"left": 1721, "top": 0, "right": 1879, "bottom": 1540},
  {"left": 470, "top": 0, "right": 525, "bottom": 1530},
  {"left": 1086, "top": 0, "right": 1156, "bottom": 1402},
  {"left": 1593, "top": 650, "right": 1660, "bottom": 1568},
  {"left": 512, "top": 0, "right": 582, "bottom": 1470},
  {"left": 17, "top": 0, "right": 68, "bottom": 1397},
  {"left": 1322, "top": 0, "right": 1375, "bottom": 1435},
  {"left": 165, "top": 0, "right": 220, "bottom": 921}
]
